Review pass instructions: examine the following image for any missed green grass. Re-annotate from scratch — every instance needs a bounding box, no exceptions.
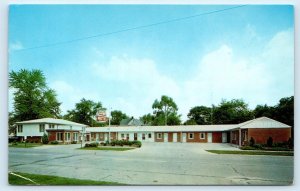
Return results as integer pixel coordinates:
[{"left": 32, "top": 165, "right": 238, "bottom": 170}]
[
  {"left": 9, "top": 172, "right": 123, "bottom": 185},
  {"left": 79, "top": 147, "right": 135, "bottom": 151},
  {"left": 206, "top": 150, "right": 294, "bottom": 156},
  {"left": 9, "top": 143, "right": 43, "bottom": 148}
]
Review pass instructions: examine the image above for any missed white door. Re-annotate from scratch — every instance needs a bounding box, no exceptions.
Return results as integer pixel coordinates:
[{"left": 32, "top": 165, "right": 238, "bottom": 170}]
[
  {"left": 164, "top": 133, "right": 168, "bottom": 142},
  {"left": 222, "top": 132, "right": 227, "bottom": 143},
  {"left": 207, "top": 133, "right": 212, "bottom": 143},
  {"left": 182, "top": 133, "right": 187, "bottom": 142},
  {"left": 173, "top": 133, "right": 177, "bottom": 142}
]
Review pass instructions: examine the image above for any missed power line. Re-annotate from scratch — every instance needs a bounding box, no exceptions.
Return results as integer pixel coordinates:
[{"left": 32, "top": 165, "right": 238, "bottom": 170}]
[{"left": 13, "top": 5, "right": 247, "bottom": 52}]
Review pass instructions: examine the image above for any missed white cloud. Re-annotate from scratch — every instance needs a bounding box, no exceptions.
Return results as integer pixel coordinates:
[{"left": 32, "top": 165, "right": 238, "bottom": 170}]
[
  {"left": 50, "top": 80, "right": 103, "bottom": 114},
  {"left": 9, "top": 41, "right": 23, "bottom": 51}
]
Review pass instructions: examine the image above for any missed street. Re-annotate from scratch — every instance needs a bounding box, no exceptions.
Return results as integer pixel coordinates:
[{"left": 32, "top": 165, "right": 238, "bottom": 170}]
[{"left": 8, "top": 143, "right": 294, "bottom": 185}]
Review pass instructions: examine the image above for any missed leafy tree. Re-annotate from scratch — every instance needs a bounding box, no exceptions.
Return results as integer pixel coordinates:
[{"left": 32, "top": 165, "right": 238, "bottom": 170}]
[
  {"left": 213, "top": 99, "right": 254, "bottom": 124},
  {"left": 9, "top": 69, "right": 61, "bottom": 121},
  {"left": 274, "top": 96, "right": 294, "bottom": 127},
  {"left": 111, "top": 110, "right": 129, "bottom": 125},
  {"left": 152, "top": 95, "right": 181, "bottom": 125},
  {"left": 42, "top": 133, "right": 49, "bottom": 144},
  {"left": 8, "top": 112, "right": 17, "bottom": 135},
  {"left": 253, "top": 104, "right": 275, "bottom": 118},
  {"left": 187, "top": 106, "right": 212, "bottom": 125},
  {"left": 140, "top": 113, "right": 154, "bottom": 125},
  {"left": 64, "top": 98, "right": 103, "bottom": 126}
]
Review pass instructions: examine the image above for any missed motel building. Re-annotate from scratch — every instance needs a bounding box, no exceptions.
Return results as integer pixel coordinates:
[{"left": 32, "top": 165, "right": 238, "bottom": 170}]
[
  {"left": 15, "top": 117, "right": 291, "bottom": 147},
  {"left": 15, "top": 118, "right": 87, "bottom": 143}
]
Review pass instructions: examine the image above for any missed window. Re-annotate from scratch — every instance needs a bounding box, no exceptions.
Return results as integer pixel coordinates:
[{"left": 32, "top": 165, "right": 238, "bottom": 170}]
[
  {"left": 148, "top": 133, "right": 152, "bottom": 138},
  {"left": 188, "top": 133, "right": 194, "bottom": 139},
  {"left": 121, "top": 134, "right": 124, "bottom": 139},
  {"left": 157, "top": 133, "right": 162, "bottom": 139},
  {"left": 49, "top": 124, "right": 55, "bottom": 129},
  {"left": 200, "top": 133, "right": 205, "bottom": 139},
  {"left": 126, "top": 134, "right": 129, "bottom": 140},
  {"left": 73, "top": 133, "right": 78, "bottom": 141},
  {"left": 57, "top": 132, "right": 63, "bottom": 141},
  {"left": 39, "top": 124, "right": 45, "bottom": 132},
  {"left": 17, "top": 125, "right": 23, "bottom": 133},
  {"left": 142, "top": 134, "right": 145, "bottom": 140},
  {"left": 65, "top": 132, "right": 71, "bottom": 141}
]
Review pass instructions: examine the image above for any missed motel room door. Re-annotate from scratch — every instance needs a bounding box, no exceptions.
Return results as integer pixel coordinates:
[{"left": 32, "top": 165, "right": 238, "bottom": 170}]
[
  {"left": 182, "top": 133, "right": 187, "bottom": 142},
  {"left": 173, "top": 133, "right": 177, "bottom": 142},
  {"left": 222, "top": 132, "right": 227, "bottom": 143},
  {"left": 207, "top": 133, "right": 212, "bottom": 143},
  {"left": 164, "top": 133, "right": 168, "bottom": 142}
]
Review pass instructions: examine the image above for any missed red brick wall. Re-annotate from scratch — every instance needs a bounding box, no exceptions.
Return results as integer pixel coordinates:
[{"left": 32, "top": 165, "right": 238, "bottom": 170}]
[
  {"left": 48, "top": 131, "right": 57, "bottom": 142},
  {"left": 248, "top": 128, "right": 291, "bottom": 144},
  {"left": 168, "top": 133, "right": 173, "bottom": 142},
  {"left": 212, "top": 132, "right": 222, "bottom": 143},
  {"left": 177, "top": 133, "right": 181, "bottom": 142},
  {"left": 186, "top": 132, "right": 207, "bottom": 143},
  {"left": 231, "top": 130, "right": 239, "bottom": 145}
]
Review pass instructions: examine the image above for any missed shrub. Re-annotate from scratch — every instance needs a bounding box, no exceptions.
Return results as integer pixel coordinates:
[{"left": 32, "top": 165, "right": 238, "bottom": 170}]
[
  {"left": 12, "top": 140, "right": 18, "bottom": 146},
  {"left": 50, "top": 141, "right": 59, "bottom": 145},
  {"left": 288, "top": 138, "right": 294, "bottom": 149},
  {"left": 249, "top": 137, "right": 255, "bottom": 146},
  {"left": 132, "top": 141, "right": 142, "bottom": 148},
  {"left": 42, "top": 133, "right": 49, "bottom": 144},
  {"left": 253, "top": 144, "right": 263, "bottom": 149},
  {"left": 240, "top": 146, "right": 255, "bottom": 150},
  {"left": 85, "top": 142, "right": 99, "bottom": 147},
  {"left": 267, "top": 137, "right": 273, "bottom": 147},
  {"left": 71, "top": 141, "right": 77, "bottom": 144}
]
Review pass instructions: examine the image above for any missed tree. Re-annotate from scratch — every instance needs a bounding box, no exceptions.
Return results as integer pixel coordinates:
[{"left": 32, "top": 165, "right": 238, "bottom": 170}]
[
  {"left": 140, "top": 113, "right": 154, "bottom": 125},
  {"left": 213, "top": 99, "right": 254, "bottom": 124},
  {"left": 187, "top": 106, "right": 212, "bottom": 125},
  {"left": 253, "top": 104, "right": 275, "bottom": 118},
  {"left": 9, "top": 69, "right": 61, "bottom": 121},
  {"left": 152, "top": 95, "right": 181, "bottom": 125},
  {"left": 111, "top": 110, "right": 129, "bottom": 125},
  {"left": 64, "top": 98, "right": 103, "bottom": 126}
]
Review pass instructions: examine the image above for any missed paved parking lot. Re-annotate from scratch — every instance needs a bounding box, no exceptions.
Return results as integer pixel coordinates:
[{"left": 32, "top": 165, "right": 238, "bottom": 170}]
[{"left": 9, "top": 142, "right": 293, "bottom": 185}]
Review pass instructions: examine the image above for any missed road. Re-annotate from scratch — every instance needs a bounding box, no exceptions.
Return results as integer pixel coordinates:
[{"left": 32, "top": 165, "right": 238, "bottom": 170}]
[{"left": 8, "top": 142, "right": 294, "bottom": 185}]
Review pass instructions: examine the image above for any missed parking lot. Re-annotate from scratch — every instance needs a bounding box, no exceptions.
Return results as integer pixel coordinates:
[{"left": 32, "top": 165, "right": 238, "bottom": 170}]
[{"left": 8, "top": 142, "right": 293, "bottom": 185}]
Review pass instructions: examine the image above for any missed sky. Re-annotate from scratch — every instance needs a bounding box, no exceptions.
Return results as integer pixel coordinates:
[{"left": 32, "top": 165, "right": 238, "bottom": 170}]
[{"left": 8, "top": 5, "right": 294, "bottom": 122}]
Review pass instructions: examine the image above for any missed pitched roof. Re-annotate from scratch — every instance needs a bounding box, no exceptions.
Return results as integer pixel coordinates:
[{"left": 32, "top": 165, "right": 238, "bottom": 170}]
[
  {"left": 16, "top": 118, "right": 88, "bottom": 127},
  {"left": 237, "top": 117, "right": 291, "bottom": 129},
  {"left": 87, "top": 117, "right": 291, "bottom": 133},
  {"left": 120, "top": 118, "right": 144, "bottom": 126}
]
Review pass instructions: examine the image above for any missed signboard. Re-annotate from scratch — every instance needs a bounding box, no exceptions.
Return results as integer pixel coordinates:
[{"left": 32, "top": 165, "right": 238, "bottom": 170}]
[{"left": 96, "top": 110, "right": 108, "bottom": 122}]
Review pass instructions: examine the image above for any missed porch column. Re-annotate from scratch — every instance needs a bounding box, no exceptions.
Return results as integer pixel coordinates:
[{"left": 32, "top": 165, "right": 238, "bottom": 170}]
[{"left": 238, "top": 129, "right": 242, "bottom": 147}]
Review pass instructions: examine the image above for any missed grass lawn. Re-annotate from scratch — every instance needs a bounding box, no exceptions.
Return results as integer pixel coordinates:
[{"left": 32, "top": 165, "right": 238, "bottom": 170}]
[
  {"left": 79, "top": 147, "right": 136, "bottom": 151},
  {"left": 9, "top": 172, "right": 123, "bottom": 185},
  {"left": 9, "top": 143, "right": 43, "bottom": 148},
  {"left": 206, "top": 150, "right": 294, "bottom": 156}
]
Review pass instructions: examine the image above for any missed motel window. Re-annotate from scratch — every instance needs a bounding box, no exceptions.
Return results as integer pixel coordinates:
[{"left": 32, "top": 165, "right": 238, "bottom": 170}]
[
  {"left": 121, "top": 134, "right": 124, "bottom": 139},
  {"left": 17, "top": 125, "right": 23, "bottom": 133},
  {"left": 65, "top": 133, "right": 71, "bottom": 141},
  {"left": 200, "top": 133, "right": 205, "bottom": 139},
  {"left": 49, "top": 124, "right": 55, "bottom": 129},
  {"left": 57, "top": 132, "right": 63, "bottom": 141},
  {"left": 148, "top": 133, "right": 151, "bottom": 138},
  {"left": 142, "top": 134, "right": 145, "bottom": 140},
  {"left": 157, "top": 133, "right": 162, "bottom": 139},
  {"left": 188, "top": 133, "right": 194, "bottom": 139},
  {"left": 73, "top": 133, "right": 78, "bottom": 141},
  {"left": 126, "top": 134, "right": 129, "bottom": 140},
  {"left": 39, "top": 124, "right": 45, "bottom": 132}
]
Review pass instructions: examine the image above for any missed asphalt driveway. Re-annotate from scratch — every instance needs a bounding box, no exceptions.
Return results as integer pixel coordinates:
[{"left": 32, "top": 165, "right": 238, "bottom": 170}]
[{"left": 8, "top": 142, "right": 293, "bottom": 185}]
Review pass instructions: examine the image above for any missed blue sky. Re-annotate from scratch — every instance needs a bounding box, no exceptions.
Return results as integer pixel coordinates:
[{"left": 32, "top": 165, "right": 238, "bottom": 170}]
[{"left": 8, "top": 5, "right": 294, "bottom": 121}]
